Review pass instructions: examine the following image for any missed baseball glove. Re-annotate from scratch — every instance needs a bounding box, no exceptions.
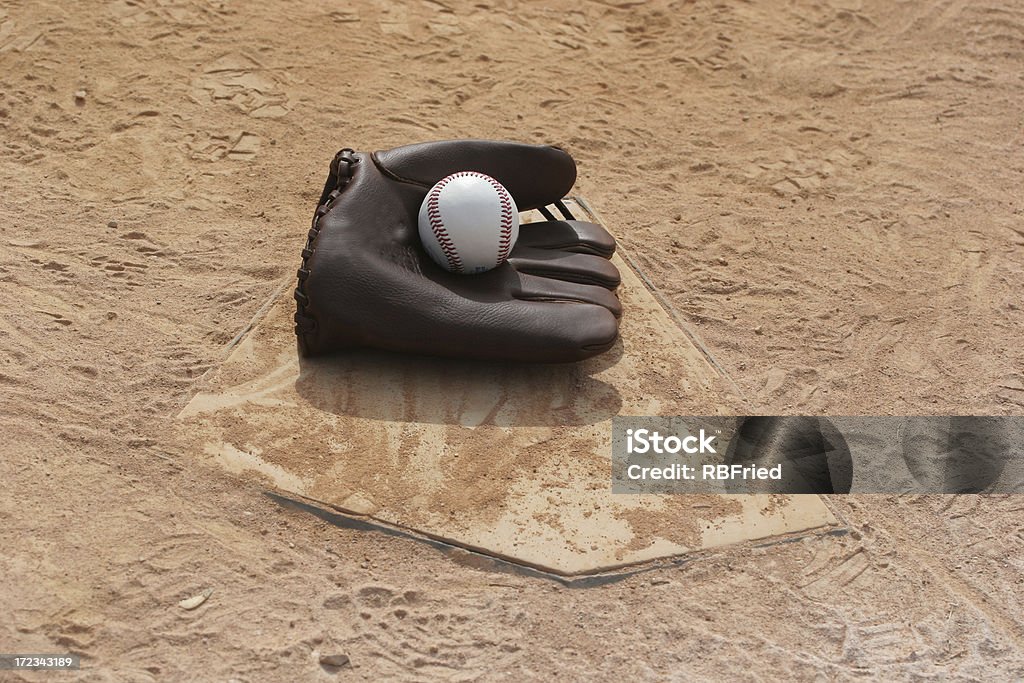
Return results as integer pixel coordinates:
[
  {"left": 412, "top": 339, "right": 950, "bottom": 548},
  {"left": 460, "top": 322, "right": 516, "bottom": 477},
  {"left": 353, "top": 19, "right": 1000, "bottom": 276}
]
[{"left": 293, "top": 140, "right": 622, "bottom": 363}]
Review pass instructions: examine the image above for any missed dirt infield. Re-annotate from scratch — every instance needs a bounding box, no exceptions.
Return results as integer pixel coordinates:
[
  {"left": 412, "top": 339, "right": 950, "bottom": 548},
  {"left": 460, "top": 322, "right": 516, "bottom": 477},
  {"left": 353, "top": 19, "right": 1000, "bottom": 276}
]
[{"left": 2, "top": 0, "right": 1023, "bottom": 679}]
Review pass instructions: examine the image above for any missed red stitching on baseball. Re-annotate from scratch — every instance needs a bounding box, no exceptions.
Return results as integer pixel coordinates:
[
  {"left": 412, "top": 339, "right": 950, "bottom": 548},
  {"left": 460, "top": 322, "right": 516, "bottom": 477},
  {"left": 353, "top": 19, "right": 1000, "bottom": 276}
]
[
  {"left": 482, "top": 175, "right": 515, "bottom": 266},
  {"left": 426, "top": 176, "right": 464, "bottom": 273}
]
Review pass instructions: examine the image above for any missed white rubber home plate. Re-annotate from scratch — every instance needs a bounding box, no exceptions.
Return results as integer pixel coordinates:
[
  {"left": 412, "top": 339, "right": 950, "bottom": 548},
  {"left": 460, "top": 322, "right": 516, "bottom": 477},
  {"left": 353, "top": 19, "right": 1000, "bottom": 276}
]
[{"left": 176, "top": 198, "right": 838, "bottom": 576}]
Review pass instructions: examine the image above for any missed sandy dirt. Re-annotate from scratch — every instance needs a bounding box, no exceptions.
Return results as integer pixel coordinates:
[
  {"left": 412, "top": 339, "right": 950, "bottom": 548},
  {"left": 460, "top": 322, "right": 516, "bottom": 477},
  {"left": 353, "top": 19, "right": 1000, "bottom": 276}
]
[{"left": 2, "top": 0, "right": 1024, "bottom": 680}]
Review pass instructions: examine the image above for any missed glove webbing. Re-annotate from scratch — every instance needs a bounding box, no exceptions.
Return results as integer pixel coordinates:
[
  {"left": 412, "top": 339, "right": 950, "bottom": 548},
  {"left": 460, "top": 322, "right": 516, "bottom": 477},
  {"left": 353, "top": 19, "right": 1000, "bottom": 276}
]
[{"left": 294, "top": 149, "right": 358, "bottom": 340}]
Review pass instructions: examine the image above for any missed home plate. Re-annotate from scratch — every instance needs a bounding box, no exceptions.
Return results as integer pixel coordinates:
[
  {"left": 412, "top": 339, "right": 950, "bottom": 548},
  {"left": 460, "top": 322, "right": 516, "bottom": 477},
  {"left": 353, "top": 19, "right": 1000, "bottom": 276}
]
[{"left": 175, "top": 198, "right": 839, "bottom": 577}]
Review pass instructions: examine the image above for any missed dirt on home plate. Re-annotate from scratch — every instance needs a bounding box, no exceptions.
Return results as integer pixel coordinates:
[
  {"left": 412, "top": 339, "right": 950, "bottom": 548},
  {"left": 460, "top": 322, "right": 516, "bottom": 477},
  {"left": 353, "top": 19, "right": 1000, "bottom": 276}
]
[{"left": 2, "top": 0, "right": 1023, "bottom": 680}]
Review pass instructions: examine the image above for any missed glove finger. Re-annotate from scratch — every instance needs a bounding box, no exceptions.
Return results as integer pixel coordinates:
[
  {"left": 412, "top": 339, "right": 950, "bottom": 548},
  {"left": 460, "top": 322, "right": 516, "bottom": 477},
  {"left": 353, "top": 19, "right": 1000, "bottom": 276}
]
[
  {"left": 495, "top": 300, "right": 619, "bottom": 361},
  {"left": 516, "top": 220, "right": 616, "bottom": 258},
  {"left": 375, "top": 289, "right": 618, "bottom": 362},
  {"left": 508, "top": 247, "right": 621, "bottom": 290},
  {"left": 372, "top": 139, "right": 576, "bottom": 210},
  {"left": 512, "top": 272, "right": 622, "bottom": 318}
]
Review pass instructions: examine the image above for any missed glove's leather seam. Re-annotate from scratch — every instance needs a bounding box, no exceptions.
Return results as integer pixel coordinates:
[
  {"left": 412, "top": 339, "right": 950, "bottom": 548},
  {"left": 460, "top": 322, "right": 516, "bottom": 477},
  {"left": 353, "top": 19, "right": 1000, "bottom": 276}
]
[
  {"left": 582, "top": 338, "right": 617, "bottom": 352},
  {"left": 370, "top": 151, "right": 432, "bottom": 188},
  {"left": 511, "top": 267, "right": 619, "bottom": 289},
  {"left": 516, "top": 243, "right": 614, "bottom": 258}
]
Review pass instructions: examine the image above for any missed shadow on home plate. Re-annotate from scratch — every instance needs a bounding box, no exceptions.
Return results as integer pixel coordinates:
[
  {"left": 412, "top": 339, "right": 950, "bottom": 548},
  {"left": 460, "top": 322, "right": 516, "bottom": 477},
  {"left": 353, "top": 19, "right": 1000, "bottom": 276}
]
[{"left": 294, "top": 344, "right": 624, "bottom": 427}]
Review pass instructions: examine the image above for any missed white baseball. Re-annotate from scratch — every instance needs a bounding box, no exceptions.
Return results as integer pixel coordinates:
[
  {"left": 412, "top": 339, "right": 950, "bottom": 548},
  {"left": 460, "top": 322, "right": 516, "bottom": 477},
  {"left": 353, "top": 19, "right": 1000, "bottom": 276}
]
[{"left": 417, "top": 172, "right": 519, "bottom": 274}]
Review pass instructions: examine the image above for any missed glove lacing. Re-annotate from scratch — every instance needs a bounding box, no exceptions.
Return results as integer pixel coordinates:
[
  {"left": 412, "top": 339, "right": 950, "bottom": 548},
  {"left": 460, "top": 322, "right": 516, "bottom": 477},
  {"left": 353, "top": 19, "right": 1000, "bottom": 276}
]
[{"left": 294, "top": 148, "right": 358, "bottom": 340}]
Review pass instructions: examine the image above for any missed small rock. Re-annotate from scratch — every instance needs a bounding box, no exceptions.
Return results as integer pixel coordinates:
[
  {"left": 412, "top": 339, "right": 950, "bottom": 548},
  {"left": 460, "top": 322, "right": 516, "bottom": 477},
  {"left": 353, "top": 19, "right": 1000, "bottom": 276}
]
[
  {"left": 178, "top": 588, "right": 213, "bottom": 610},
  {"left": 754, "top": 326, "right": 763, "bottom": 335},
  {"left": 319, "top": 654, "right": 350, "bottom": 668},
  {"left": 716, "top": 257, "right": 728, "bottom": 266},
  {"left": 107, "top": 220, "right": 118, "bottom": 228},
  {"left": 74, "top": 90, "right": 87, "bottom": 104}
]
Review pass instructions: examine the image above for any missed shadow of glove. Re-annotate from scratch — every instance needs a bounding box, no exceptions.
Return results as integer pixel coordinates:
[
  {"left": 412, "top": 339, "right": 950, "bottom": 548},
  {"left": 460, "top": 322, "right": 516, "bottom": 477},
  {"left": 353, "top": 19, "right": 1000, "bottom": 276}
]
[{"left": 294, "top": 140, "right": 622, "bottom": 363}]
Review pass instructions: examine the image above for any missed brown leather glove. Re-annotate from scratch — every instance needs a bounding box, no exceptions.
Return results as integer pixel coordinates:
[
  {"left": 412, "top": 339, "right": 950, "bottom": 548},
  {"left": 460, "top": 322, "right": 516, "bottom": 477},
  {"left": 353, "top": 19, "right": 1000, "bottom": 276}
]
[{"left": 294, "top": 140, "right": 622, "bottom": 363}]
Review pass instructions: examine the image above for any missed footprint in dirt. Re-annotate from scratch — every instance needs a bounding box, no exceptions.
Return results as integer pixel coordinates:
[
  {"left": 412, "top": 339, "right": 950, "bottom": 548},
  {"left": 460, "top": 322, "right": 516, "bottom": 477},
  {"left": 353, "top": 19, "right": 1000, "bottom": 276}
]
[
  {"left": 185, "top": 131, "right": 261, "bottom": 162},
  {"left": 323, "top": 583, "right": 523, "bottom": 674},
  {"left": 192, "top": 53, "right": 291, "bottom": 119}
]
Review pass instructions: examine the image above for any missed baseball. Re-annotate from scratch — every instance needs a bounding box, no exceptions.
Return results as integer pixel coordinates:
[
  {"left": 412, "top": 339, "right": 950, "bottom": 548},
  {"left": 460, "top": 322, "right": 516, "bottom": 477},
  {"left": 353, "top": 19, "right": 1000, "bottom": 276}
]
[{"left": 417, "top": 171, "right": 519, "bottom": 274}]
